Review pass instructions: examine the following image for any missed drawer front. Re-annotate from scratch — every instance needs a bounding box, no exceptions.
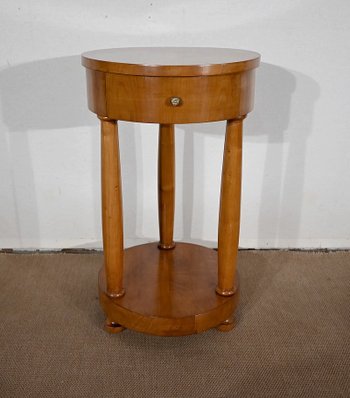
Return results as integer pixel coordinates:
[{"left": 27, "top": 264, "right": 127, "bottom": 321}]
[{"left": 104, "top": 71, "right": 255, "bottom": 124}]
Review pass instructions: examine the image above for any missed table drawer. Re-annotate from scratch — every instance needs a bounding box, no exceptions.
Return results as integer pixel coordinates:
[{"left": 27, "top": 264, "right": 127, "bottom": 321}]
[{"left": 100, "top": 72, "right": 255, "bottom": 124}]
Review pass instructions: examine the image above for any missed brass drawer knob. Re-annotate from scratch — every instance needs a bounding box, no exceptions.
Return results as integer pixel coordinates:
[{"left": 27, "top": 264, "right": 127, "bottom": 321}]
[{"left": 170, "top": 97, "right": 182, "bottom": 106}]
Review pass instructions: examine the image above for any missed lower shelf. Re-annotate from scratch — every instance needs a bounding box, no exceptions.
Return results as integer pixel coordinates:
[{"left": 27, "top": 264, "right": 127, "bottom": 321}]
[{"left": 99, "top": 242, "right": 239, "bottom": 336}]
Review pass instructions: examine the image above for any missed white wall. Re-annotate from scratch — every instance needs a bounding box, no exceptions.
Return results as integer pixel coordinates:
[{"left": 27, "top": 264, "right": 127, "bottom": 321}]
[{"left": 1, "top": 0, "right": 350, "bottom": 249}]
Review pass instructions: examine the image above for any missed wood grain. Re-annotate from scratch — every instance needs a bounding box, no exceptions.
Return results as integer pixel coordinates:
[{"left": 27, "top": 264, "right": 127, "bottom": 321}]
[
  {"left": 82, "top": 47, "right": 260, "bottom": 77},
  {"left": 82, "top": 47, "right": 259, "bottom": 336},
  {"left": 216, "top": 118, "right": 244, "bottom": 296},
  {"left": 100, "top": 117, "right": 125, "bottom": 298},
  {"left": 99, "top": 242, "right": 239, "bottom": 336},
  {"left": 104, "top": 72, "right": 255, "bottom": 124},
  {"left": 158, "top": 124, "right": 175, "bottom": 250},
  {"left": 86, "top": 69, "right": 107, "bottom": 116}
]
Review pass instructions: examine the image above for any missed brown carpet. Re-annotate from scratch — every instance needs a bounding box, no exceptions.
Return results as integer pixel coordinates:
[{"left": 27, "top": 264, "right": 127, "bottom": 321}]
[{"left": 0, "top": 250, "right": 349, "bottom": 398}]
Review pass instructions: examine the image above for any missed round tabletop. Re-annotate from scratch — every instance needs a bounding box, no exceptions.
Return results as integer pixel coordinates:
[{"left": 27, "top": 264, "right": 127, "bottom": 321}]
[{"left": 81, "top": 47, "right": 260, "bottom": 77}]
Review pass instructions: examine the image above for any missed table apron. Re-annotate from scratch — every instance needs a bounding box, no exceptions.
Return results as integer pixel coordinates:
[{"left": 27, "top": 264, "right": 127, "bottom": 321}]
[{"left": 85, "top": 69, "right": 256, "bottom": 123}]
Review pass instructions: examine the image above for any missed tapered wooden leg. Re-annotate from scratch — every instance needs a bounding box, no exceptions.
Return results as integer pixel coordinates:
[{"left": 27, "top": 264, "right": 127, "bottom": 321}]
[
  {"left": 158, "top": 124, "right": 175, "bottom": 250},
  {"left": 216, "top": 118, "right": 244, "bottom": 296},
  {"left": 100, "top": 116, "right": 125, "bottom": 298}
]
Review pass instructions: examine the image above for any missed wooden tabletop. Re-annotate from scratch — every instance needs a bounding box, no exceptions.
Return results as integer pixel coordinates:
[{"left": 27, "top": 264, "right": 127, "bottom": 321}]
[{"left": 81, "top": 47, "right": 260, "bottom": 77}]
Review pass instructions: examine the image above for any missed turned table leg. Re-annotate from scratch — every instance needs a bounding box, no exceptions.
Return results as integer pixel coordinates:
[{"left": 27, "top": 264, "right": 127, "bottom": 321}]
[
  {"left": 158, "top": 124, "right": 175, "bottom": 250},
  {"left": 99, "top": 116, "right": 125, "bottom": 298},
  {"left": 216, "top": 117, "right": 244, "bottom": 297}
]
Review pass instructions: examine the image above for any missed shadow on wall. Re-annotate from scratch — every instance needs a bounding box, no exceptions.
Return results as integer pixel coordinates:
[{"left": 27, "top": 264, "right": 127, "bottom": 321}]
[
  {"left": 177, "top": 63, "right": 319, "bottom": 247},
  {"left": 0, "top": 56, "right": 135, "bottom": 247},
  {"left": 0, "top": 57, "right": 319, "bottom": 248},
  {"left": 0, "top": 56, "right": 93, "bottom": 131},
  {"left": 245, "top": 63, "right": 320, "bottom": 247}
]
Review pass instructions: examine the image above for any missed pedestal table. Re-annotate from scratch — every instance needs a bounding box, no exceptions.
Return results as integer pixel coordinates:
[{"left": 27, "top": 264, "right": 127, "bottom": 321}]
[{"left": 81, "top": 47, "right": 260, "bottom": 336}]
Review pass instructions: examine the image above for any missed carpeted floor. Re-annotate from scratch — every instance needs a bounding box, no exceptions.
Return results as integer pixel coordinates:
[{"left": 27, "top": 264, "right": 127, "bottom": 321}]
[{"left": 0, "top": 250, "right": 349, "bottom": 397}]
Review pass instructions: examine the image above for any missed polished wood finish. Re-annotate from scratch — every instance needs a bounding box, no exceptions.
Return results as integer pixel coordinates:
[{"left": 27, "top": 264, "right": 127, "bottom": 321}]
[
  {"left": 104, "top": 319, "right": 125, "bottom": 334},
  {"left": 216, "top": 316, "right": 235, "bottom": 332},
  {"left": 82, "top": 47, "right": 259, "bottom": 336},
  {"left": 82, "top": 47, "right": 260, "bottom": 77},
  {"left": 99, "top": 243, "right": 239, "bottom": 336},
  {"left": 158, "top": 124, "right": 175, "bottom": 250},
  {"left": 100, "top": 117, "right": 125, "bottom": 298},
  {"left": 104, "top": 72, "right": 255, "bottom": 124},
  {"left": 216, "top": 118, "right": 244, "bottom": 296},
  {"left": 86, "top": 70, "right": 107, "bottom": 117}
]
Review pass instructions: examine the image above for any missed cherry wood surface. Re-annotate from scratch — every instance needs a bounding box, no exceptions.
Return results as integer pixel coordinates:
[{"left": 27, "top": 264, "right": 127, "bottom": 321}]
[
  {"left": 100, "top": 117, "right": 125, "bottom": 298},
  {"left": 216, "top": 118, "right": 244, "bottom": 296},
  {"left": 99, "top": 242, "right": 239, "bottom": 336},
  {"left": 158, "top": 124, "right": 175, "bottom": 250},
  {"left": 82, "top": 47, "right": 259, "bottom": 336},
  {"left": 82, "top": 47, "right": 260, "bottom": 76},
  {"left": 102, "top": 72, "right": 255, "bottom": 124}
]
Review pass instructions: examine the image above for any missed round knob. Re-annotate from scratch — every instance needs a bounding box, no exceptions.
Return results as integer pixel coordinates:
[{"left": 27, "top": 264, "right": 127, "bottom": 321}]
[{"left": 170, "top": 97, "right": 182, "bottom": 106}]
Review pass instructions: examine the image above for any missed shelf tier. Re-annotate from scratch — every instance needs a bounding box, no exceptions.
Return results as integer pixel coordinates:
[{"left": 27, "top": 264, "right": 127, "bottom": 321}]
[{"left": 99, "top": 242, "right": 238, "bottom": 336}]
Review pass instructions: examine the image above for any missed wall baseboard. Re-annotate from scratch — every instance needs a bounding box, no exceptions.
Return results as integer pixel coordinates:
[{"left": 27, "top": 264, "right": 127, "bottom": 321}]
[{"left": 1, "top": 247, "right": 349, "bottom": 254}]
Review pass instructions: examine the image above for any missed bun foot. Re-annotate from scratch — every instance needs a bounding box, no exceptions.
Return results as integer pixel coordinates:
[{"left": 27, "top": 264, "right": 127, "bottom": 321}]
[
  {"left": 216, "top": 316, "right": 235, "bottom": 332},
  {"left": 104, "top": 319, "right": 125, "bottom": 334}
]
